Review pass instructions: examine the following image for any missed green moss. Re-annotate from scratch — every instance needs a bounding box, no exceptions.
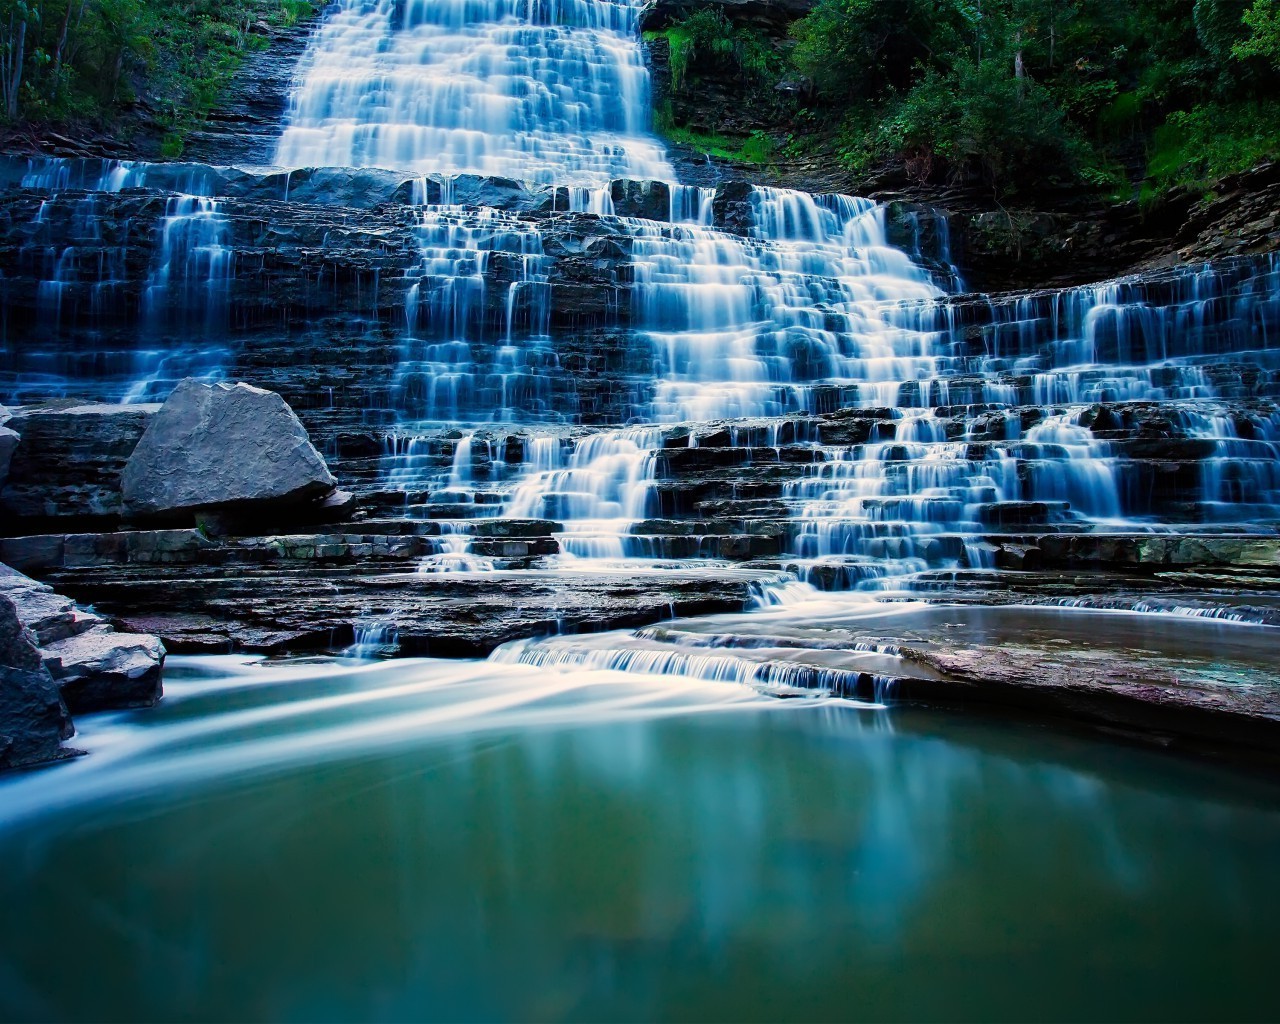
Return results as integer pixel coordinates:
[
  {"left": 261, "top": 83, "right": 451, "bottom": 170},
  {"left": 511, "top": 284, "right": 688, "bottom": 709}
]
[{"left": 652, "top": 100, "right": 777, "bottom": 163}]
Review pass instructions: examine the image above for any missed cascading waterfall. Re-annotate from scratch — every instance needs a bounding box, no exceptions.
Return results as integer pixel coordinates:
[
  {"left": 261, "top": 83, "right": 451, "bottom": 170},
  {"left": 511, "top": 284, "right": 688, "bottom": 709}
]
[
  {"left": 8, "top": 158, "right": 234, "bottom": 404},
  {"left": 503, "top": 186, "right": 953, "bottom": 560},
  {"left": 0, "top": 0, "right": 1276, "bottom": 619},
  {"left": 274, "top": 0, "right": 673, "bottom": 185}
]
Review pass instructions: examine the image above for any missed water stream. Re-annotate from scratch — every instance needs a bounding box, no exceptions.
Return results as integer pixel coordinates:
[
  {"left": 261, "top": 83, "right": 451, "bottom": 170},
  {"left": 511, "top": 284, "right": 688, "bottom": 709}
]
[
  {"left": 1, "top": 1, "right": 1279, "bottom": 1015},
  {"left": 0, "top": 653, "right": 1277, "bottom": 1020}
]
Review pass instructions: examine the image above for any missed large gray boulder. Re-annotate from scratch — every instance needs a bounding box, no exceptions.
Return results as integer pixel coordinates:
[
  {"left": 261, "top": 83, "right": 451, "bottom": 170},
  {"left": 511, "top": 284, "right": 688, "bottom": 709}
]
[
  {"left": 0, "top": 594, "right": 75, "bottom": 770},
  {"left": 121, "top": 379, "right": 336, "bottom": 518}
]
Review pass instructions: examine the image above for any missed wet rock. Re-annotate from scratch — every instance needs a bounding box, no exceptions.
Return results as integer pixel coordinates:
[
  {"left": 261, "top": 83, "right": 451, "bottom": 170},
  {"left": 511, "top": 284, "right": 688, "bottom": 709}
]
[
  {"left": 899, "top": 641, "right": 1280, "bottom": 768},
  {"left": 0, "top": 563, "right": 164, "bottom": 713},
  {"left": 0, "top": 402, "right": 157, "bottom": 528},
  {"left": 121, "top": 380, "right": 336, "bottom": 520},
  {"left": 0, "top": 423, "right": 17, "bottom": 490},
  {"left": 0, "top": 594, "right": 75, "bottom": 770},
  {"left": 609, "top": 179, "right": 672, "bottom": 221},
  {"left": 42, "top": 564, "right": 790, "bottom": 657},
  {"left": 43, "top": 625, "right": 163, "bottom": 713},
  {"left": 194, "top": 488, "right": 357, "bottom": 537}
]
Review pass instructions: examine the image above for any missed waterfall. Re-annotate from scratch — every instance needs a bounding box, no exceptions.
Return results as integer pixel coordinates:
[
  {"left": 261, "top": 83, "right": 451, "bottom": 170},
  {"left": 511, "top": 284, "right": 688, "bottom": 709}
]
[
  {"left": 1, "top": 0, "right": 1277, "bottom": 609},
  {"left": 274, "top": 0, "right": 674, "bottom": 185}
]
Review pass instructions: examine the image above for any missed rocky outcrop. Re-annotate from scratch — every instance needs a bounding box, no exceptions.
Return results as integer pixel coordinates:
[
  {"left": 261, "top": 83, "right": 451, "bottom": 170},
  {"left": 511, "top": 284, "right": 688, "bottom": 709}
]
[
  {"left": 0, "top": 403, "right": 158, "bottom": 531},
  {"left": 121, "top": 380, "right": 336, "bottom": 521},
  {"left": 41, "top": 563, "right": 790, "bottom": 657},
  {"left": 0, "top": 593, "right": 75, "bottom": 770},
  {"left": 0, "top": 403, "right": 16, "bottom": 488},
  {"left": 0, "top": 563, "right": 163, "bottom": 713}
]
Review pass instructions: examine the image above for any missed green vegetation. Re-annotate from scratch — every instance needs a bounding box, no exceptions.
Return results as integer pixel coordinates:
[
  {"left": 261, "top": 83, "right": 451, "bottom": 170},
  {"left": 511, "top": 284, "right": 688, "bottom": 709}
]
[
  {"left": 787, "top": 0, "right": 1280, "bottom": 196},
  {"left": 0, "top": 0, "right": 317, "bottom": 151},
  {"left": 655, "top": 0, "right": 1280, "bottom": 196},
  {"left": 644, "top": 10, "right": 786, "bottom": 165}
]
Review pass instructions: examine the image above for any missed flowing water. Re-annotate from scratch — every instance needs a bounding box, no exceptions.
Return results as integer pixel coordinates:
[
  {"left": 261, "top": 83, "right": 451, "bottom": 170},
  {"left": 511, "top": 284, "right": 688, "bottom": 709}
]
[
  {"left": 2, "top": 1, "right": 1280, "bottom": 1016},
  {"left": 0, "top": 654, "right": 1278, "bottom": 1022}
]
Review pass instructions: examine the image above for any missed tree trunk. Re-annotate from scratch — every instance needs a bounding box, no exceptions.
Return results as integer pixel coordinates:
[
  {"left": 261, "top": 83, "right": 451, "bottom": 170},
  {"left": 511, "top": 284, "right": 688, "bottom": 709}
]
[
  {"left": 6, "top": 16, "right": 26, "bottom": 119},
  {"left": 1014, "top": 29, "right": 1025, "bottom": 97},
  {"left": 52, "top": 0, "right": 83, "bottom": 89}
]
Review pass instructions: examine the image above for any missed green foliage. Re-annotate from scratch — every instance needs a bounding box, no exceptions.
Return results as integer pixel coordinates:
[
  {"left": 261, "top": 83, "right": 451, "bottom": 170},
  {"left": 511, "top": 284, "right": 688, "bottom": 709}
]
[
  {"left": 0, "top": 0, "right": 317, "bottom": 138},
  {"left": 785, "top": 0, "right": 1280, "bottom": 196},
  {"left": 652, "top": 97, "right": 779, "bottom": 164},
  {"left": 1146, "top": 98, "right": 1280, "bottom": 191},
  {"left": 648, "top": 7, "right": 781, "bottom": 96},
  {"left": 1234, "top": 0, "right": 1280, "bottom": 65}
]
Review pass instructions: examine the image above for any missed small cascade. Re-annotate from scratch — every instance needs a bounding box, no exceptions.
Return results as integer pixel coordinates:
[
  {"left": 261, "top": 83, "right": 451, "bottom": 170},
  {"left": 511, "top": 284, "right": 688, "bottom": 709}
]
[
  {"left": 1180, "top": 407, "right": 1280, "bottom": 520},
  {"left": 974, "top": 254, "right": 1280, "bottom": 406},
  {"left": 502, "top": 185, "right": 954, "bottom": 564},
  {"left": 393, "top": 197, "right": 559, "bottom": 426},
  {"left": 490, "top": 628, "right": 910, "bottom": 703},
  {"left": 380, "top": 428, "right": 514, "bottom": 517},
  {"left": 627, "top": 187, "right": 944, "bottom": 421},
  {"left": 28, "top": 193, "right": 130, "bottom": 329},
  {"left": 506, "top": 427, "right": 662, "bottom": 558},
  {"left": 785, "top": 410, "right": 1023, "bottom": 588},
  {"left": 1019, "top": 412, "right": 1125, "bottom": 522},
  {"left": 344, "top": 619, "right": 400, "bottom": 658},
  {"left": 125, "top": 194, "right": 236, "bottom": 402},
  {"left": 4, "top": 158, "right": 236, "bottom": 405},
  {"left": 274, "top": 0, "right": 673, "bottom": 185},
  {"left": 143, "top": 196, "right": 235, "bottom": 333},
  {"left": 417, "top": 524, "right": 498, "bottom": 573}
]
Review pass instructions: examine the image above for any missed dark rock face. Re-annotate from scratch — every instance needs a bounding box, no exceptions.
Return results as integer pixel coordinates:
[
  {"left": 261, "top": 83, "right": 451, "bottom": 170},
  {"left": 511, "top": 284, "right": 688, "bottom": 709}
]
[
  {"left": 0, "top": 594, "right": 74, "bottom": 770},
  {"left": 182, "top": 14, "right": 323, "bottom": 166},
  {"left": 121, "top": 379, "right": 335, "bottom": 519},
  {"left": 1, "top": 563, "right": 164, "bottom": 714},
  {"left": 0, "top": 406, "right": 16, "bottom": 487},
  {"left": 0, "top": 403, "right": 157, "bottom": 531}
]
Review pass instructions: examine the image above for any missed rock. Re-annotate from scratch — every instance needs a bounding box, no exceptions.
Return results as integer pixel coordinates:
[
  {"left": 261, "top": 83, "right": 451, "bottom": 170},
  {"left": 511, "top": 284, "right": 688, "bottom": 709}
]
[
  {"left": 0, "top": 594, "right": 75, "bottom": 770},
  {"left": 194, "top": 487, "right": 357, "bottom": 537},
  {"left": 0, "top": 402, "right": 158, "bottom": 526},
  {"left": 39, "top": 563, "right": 791, "bottom": 657},
  {"left": 0, "top": 563, "right": 165, "bottom": 713},
  {"left": 0, "top": 423, "right": 16, "bottom": 490},
  {"left": 121, "top": 379, "right": 337, "bottom": 519},
  {"left": 43, "top": 626, "right": 163, "bottom": 713}
]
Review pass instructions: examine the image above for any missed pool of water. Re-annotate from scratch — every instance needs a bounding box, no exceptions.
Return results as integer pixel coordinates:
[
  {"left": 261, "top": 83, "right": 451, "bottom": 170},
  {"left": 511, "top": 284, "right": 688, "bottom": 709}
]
[{"left": 1, "top": 654, "right": 1278, "bottom": 1022}]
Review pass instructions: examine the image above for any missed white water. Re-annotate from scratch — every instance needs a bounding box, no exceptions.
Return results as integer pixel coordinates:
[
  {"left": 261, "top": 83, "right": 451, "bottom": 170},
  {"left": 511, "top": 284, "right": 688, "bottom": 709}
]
[{"left": 274, "top": 0, "right": 674, "bottom": 185}]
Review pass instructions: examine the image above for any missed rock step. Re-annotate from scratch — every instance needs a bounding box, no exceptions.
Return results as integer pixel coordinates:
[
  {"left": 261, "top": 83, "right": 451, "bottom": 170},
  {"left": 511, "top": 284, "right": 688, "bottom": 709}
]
[
  {"left": 0, "top": 522, "right": 566, "bottom": 571},
  {"left": 39, "top": 564, "right": 793, "bottom": 658}
]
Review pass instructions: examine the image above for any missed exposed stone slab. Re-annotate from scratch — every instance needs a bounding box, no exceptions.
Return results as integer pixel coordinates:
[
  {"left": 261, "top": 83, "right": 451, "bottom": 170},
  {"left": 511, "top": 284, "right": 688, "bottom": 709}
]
[
  {"left": 0, "top": 402, "right": 157, "bottom": 525},
  {"left": 0, "top": 424, "right": 17, "bottom": 489},
  {"left": 897, "top": 642, "right": 1280, "bottom": 767},
  {"left": 0, "top": 530, "right": 214, "bottom": 570},
  {"left": 0, "top": 563, "right": 164, "bottom": 713},
  {"left": 0, "top": 594, "right": 75, "bottom": 771},
  {"left": 121, "top": 380, "right": 336, "bottom": 518},
  {"left": 42, "top": 564, "right": 790, "bottom": 657},
  {"left": 42, "top": 625, "right": 163, "bottom": 713}
]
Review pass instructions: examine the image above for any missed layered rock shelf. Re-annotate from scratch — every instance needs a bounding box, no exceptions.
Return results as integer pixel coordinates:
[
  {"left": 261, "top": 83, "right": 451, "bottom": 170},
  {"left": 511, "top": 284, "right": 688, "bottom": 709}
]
[{"left": 0, "top": 152, "right": 1277, "bottom": 767}]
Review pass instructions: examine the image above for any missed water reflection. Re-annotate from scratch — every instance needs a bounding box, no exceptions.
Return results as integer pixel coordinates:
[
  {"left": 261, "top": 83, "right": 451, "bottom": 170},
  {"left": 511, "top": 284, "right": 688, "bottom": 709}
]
[{"left": 0, "top": 656, "right": 1277, "bottom": 1021}]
